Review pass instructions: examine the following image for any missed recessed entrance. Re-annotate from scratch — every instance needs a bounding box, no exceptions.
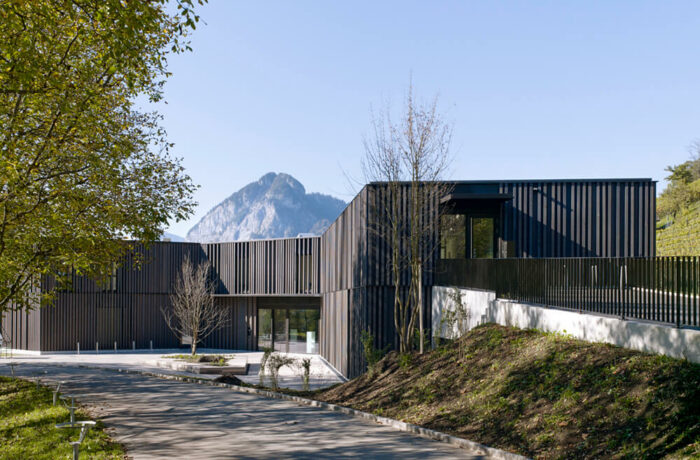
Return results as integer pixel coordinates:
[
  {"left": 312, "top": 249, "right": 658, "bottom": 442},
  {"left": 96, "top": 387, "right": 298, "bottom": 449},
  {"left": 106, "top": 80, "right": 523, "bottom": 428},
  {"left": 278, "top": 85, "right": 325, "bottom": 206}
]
[{"left": 258, "top": 304, "right": 320, "bottom": 354}]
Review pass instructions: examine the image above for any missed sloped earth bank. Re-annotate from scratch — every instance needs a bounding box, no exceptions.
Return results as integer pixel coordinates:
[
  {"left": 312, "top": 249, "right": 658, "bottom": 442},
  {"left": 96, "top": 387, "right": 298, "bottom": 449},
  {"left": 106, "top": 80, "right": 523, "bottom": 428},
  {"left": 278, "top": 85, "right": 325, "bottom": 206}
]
[{"left": 314, "top": 324, "right": 700, "bottom": 459}]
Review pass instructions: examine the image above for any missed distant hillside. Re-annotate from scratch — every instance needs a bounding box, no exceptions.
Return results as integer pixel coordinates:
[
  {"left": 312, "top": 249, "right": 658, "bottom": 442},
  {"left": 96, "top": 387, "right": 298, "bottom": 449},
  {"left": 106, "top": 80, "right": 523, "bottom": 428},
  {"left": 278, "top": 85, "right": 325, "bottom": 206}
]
[
  {"left": 657, "top": 202, "right": 700, "bottom": 256},
  {"left": 186, "top": 172, "right": 346, "bottom": 243}
]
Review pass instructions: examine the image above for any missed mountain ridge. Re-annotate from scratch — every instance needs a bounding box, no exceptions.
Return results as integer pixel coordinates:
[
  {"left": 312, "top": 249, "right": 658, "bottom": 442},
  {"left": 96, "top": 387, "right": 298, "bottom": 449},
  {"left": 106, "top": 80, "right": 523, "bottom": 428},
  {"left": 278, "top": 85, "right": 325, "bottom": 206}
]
[{"left": 185, "top": 172, "right": 346, "bottom": 243}]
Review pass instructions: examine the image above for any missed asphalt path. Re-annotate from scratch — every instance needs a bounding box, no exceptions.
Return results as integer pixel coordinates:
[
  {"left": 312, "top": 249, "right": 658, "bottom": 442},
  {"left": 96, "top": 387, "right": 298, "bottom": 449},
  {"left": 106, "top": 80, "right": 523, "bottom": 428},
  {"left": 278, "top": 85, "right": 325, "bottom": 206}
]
[{"left": 1, "top": 363, "right": 482, "bottom": 459}]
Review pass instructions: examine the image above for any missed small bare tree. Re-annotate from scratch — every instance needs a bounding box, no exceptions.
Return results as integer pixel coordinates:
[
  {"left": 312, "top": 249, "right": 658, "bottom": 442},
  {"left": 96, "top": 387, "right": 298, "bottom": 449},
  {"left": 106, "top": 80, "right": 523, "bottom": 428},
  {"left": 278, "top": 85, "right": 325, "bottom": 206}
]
[
  {"left": 266, "top": 353, "right": 298, "bottom": 390},
  {"left": 441, "top": 287, "right": 471, "bottom": 359},
  {"left": 161, "top": 256, "right": 228, "bottom": 355},
  {"left": 363, "top": 82, "right": 453, "bottom": 355}
]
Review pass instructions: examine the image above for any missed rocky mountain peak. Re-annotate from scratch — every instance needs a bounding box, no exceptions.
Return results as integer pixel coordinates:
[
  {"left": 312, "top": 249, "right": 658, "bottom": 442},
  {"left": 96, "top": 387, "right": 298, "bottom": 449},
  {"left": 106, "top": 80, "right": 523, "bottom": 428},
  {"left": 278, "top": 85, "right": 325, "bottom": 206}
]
[{"left": 185, "top": 172, "right": 345, "bottom": 243}]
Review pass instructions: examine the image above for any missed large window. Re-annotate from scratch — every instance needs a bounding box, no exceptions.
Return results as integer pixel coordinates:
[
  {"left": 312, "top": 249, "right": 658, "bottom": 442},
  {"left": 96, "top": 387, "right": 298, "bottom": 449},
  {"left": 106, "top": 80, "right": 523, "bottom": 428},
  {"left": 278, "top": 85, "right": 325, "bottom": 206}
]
[
  {"left": 440, "top": 213, "right": 496, "bottom": 259},
  {"left": 258, "top": 307, "right": 320, "bottom": 354},
  {"left": 440, "top": 214, "right": 466, "bottom": 259},
  {"left": 471, "top": 217, "right": 495, "bottom": 258}
]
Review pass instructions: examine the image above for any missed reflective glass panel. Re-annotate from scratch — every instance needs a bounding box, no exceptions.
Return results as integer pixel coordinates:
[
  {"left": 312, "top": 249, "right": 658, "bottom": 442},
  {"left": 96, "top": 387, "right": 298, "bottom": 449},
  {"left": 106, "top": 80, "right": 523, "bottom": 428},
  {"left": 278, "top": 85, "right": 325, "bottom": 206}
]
[
  {"left": 273, "top": 308, "right": 287, "bottom": 352},
  {"left": 440, "top": 214, "right": 466, "bottom": 259},
  {"left": 288, "top": 309, "right": 320, "bottom": 353},
  {"left": 258, "top": 308, "right": 272, "bottom": 350},
  {"left": 471, "top": 217, "right": 495, "bottom": 258}
]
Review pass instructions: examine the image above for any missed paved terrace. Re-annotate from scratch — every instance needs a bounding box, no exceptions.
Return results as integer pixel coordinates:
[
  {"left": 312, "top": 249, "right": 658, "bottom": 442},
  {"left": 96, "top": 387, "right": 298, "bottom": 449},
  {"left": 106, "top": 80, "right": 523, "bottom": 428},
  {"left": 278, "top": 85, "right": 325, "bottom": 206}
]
[
  {"left": 0, "top": 362, "right": 482, "bottom": 459},
  {"left": 0, "top": 349, "right": 344, "bottom": 390}
]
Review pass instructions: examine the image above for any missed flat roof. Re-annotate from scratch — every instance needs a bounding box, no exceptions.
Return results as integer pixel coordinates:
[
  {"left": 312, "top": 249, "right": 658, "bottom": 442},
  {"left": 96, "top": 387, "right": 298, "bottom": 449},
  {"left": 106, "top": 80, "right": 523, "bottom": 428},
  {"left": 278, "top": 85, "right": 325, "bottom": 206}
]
[{"left": 369, "top": 178, "right": 655, "bottom": 185}]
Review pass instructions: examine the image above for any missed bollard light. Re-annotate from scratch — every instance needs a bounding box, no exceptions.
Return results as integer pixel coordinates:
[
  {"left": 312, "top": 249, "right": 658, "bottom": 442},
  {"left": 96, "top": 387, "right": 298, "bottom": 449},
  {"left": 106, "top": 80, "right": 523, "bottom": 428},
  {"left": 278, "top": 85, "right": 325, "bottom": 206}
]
[
  {"left": 52, "top": 381, "right": 64, "bottom": 406},
  {"left": 77, "top": 342, "right": 80, "bottom": 355},
  {"left": 56, "top": 421, "right": 96, "bottom": 460},
  {"left": 71, "top": 441, "right": 80, "bottom": 460}
]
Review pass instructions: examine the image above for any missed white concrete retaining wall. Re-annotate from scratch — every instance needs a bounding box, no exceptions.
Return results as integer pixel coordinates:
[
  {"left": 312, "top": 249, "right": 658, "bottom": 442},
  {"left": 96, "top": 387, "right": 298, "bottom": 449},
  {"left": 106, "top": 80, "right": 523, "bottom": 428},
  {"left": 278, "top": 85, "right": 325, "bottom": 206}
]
[{"left": 432, "top": 286, "right": 700, "bottom": 364}]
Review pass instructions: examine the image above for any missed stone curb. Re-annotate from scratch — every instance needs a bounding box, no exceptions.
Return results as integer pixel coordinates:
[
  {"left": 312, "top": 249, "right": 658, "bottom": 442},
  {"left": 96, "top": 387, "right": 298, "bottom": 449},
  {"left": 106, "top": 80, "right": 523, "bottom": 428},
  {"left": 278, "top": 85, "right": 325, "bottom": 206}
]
[{"left": 16, "top": 361, "right": 528, "bottom": 460}]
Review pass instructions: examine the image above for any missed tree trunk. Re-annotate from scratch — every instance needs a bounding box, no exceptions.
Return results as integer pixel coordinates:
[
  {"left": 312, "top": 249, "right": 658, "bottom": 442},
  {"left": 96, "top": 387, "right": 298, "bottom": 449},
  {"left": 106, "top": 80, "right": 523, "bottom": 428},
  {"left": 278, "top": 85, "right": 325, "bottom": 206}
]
[
  {"left": 419, "top": 264, "right": 423, "bottom": 354},
  {"left": 191, "top": 331, "right": 198, "bottom": 355}
]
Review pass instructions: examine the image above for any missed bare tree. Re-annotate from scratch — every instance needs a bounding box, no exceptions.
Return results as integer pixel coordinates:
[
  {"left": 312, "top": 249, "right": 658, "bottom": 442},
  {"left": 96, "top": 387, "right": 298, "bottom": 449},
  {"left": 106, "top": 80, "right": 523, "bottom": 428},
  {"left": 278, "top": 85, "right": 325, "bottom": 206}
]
[
  {"left": 362, "top": 83, "right": 453, "bottom": 354},
  {"left": 161, "top": 256, "right": 228, "bottom": 355}
]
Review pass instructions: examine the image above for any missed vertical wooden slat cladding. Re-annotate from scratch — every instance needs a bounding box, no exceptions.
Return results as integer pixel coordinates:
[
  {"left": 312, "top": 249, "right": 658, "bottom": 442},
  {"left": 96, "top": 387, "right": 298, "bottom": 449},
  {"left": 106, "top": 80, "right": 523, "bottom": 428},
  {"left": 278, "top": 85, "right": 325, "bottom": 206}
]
[
  {"left": 203, "top": 237, "right": 320, "bottom": 296},
  {"left": 3, "top": 179, "right": 656, "bottom": 381},
  {"left": 499, "top": 180, "right": 655, "bottom": 258},
  {"left": 319, "top": 187, "right": 368, "bottom": 376},
  {"left": 37, "top": 242, "right": 205, "bottom": 351},
  {"left": 12, "top": 237, "right": 321, "bottom": 353},
  {"left": 320, "top": 290, "right": 349, "bottom": 376},
  {"left": 319, "top": 179, "right": 655, "bottom": 378},
  {"left": 319, "top": 183, "right": 441, "bottom": 378},
  {"left": 200, "top": 297, "right": 257, "bottom": 350},
  {"left": 1, "top": 304, "right": 41, "bottom": 351}
]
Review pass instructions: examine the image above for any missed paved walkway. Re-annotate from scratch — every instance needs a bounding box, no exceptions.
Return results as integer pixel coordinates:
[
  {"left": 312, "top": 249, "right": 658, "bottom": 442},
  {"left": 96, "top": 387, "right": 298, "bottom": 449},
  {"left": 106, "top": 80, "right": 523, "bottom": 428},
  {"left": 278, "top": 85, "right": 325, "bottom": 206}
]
[
  {"left": 0, "top": 348, "right": 345, "bottom": 389},
  {"left": 1, "top": 363, "right": 482, "bottom": 459}
]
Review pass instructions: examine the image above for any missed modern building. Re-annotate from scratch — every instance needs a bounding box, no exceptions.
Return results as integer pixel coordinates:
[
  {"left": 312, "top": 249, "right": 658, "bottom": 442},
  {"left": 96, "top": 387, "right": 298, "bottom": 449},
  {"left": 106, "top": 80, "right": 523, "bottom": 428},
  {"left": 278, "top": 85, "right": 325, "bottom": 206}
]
[{"left": 2, "top": 179, "right": 656, "bottom": 378}]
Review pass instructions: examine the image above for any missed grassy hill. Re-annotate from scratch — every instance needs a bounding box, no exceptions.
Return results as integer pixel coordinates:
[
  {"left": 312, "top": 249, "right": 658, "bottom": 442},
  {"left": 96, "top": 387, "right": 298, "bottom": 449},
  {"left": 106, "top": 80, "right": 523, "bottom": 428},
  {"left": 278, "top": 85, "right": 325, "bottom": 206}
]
[
  {"left": 314, "top": 324, "right": 700, "bottom": 459},
  {"left": 657, "top": 202, "right": 700, "bottom": 256}
]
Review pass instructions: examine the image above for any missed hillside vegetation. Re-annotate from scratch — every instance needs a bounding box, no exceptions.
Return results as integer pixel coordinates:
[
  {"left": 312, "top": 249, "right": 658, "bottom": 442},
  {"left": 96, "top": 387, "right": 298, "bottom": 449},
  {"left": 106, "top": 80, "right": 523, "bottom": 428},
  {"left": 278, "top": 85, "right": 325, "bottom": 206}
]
[
  {"left": 657, "top": 202, "right": 700, "bottom": 256},
  {"left": 315, "top": 324, "right": 700, "bottom": 459},
  {"left": 656, "top": 150, "right": 700, "bottom": 256}
]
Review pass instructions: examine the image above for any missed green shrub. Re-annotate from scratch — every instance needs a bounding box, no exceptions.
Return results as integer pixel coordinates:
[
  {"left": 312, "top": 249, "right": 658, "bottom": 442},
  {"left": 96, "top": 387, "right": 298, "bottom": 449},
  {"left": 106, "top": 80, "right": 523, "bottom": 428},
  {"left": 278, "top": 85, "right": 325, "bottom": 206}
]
[
  {"left": 361, "top": 330, "right": 389, "bottom": 377},
  {"left": 266, "top": 353, "right": 297, "bottom": 390},
  {"left": 398, "top": 352, "right": 413, "bottom": 369}
]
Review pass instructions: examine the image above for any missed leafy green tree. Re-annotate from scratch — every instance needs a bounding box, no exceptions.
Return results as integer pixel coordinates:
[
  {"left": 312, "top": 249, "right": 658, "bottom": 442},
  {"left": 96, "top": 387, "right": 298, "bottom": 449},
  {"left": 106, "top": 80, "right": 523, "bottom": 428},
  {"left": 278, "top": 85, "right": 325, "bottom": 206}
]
[
  {"left": 0, "top": 1, "right": 205, "bottom": 312},
  {"left": 657, "top": 144, "right": 700, "bottom": 219}
]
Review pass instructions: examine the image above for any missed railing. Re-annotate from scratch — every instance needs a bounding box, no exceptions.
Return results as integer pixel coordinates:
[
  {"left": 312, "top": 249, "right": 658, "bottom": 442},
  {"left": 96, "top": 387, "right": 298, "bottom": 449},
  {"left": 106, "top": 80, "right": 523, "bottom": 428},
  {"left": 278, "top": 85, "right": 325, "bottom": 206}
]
[{"left": 436, "top": 256, "right": 700, "bottom": 328}]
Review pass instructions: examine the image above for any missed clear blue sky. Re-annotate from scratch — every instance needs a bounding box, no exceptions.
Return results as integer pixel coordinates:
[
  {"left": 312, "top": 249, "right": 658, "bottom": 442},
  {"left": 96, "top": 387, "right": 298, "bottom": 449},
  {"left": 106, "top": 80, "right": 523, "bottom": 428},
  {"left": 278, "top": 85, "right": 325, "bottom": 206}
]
[{"left": 157, "top": 1, "right": 700, "bottom": 237}]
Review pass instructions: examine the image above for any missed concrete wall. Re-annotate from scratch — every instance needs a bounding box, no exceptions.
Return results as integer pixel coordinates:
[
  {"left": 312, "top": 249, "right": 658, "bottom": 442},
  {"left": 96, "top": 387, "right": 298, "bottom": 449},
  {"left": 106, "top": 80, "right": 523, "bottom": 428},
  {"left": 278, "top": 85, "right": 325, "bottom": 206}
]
[{"left": 432, "top": 286, "right": 700, "bottom": 364}]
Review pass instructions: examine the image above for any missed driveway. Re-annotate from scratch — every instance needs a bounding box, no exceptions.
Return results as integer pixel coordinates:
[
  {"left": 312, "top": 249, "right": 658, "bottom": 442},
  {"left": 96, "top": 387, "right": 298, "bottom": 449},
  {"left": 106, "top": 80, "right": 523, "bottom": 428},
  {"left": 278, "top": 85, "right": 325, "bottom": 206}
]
[{"left": 1, "top": 363, "right": 481, "bottom": 459}]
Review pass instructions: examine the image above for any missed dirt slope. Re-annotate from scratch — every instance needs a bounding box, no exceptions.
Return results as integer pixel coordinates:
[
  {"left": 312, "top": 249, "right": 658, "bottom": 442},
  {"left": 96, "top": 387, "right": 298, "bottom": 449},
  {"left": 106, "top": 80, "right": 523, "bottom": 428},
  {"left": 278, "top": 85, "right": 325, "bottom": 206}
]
[{"left": 316, "top": 324, "right": 700, "bottom": 459}]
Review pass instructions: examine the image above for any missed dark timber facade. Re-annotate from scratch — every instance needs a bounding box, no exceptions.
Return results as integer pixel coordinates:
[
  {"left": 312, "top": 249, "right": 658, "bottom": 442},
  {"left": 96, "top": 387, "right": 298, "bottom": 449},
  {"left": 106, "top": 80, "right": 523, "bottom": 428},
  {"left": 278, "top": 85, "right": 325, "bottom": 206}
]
[{"left": 1, "top": 179, "right": 656, "bottom": 378}]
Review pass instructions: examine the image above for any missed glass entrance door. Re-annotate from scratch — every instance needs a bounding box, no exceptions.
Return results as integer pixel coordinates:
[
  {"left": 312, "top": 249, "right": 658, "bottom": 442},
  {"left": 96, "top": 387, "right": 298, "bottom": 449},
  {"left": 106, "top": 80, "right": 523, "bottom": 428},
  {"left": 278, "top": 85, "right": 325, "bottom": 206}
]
[
  {"left": 258, "top": 308, "right": 272, "bottom": 349},
  {"left": 258, "top": 306, "right": 320, "bottom": 353},
  {"left": 273, "top": 308, "right": 288, "bottom": 352},
  {"left": 288, "top": 308, "right": 320, "bottom": 353}
]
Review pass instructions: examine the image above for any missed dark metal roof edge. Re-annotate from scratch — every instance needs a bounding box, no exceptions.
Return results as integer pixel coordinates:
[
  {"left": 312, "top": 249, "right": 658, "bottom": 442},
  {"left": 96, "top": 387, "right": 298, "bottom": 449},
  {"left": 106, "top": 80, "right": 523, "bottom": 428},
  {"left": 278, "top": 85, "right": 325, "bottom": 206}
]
[
  {"left": 152, "top": 235, "right": 321, "bottom": 245},
  {"left": 212, "top": 293, "right": 322, "bottom": 298},
  {"left": 368, "top": 178, "right": 655, "bottom": 185},
  {"left": 440, "top": 193, "right": 513, "bottom": 204}
]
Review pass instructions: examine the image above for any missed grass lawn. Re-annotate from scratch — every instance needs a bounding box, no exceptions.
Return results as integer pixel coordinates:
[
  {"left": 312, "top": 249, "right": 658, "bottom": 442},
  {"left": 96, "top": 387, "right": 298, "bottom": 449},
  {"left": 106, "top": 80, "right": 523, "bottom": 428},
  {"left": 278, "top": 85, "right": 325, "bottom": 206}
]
[
  {"left": 0, "top": 376, "right": 125, "bottom": 459},
  {"left": 312, "top": 324, "right": 700, "bottom": 459}
]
